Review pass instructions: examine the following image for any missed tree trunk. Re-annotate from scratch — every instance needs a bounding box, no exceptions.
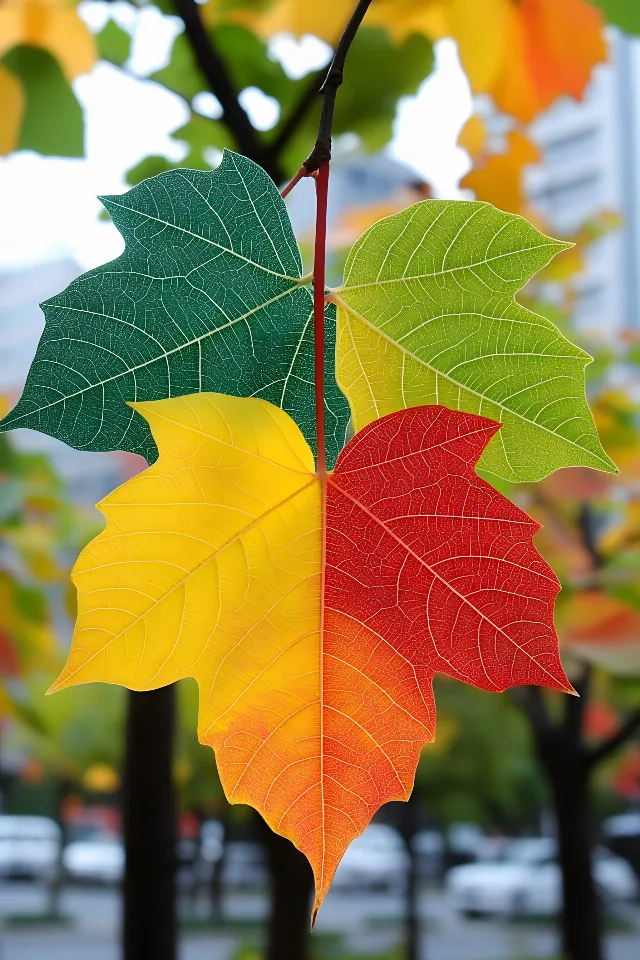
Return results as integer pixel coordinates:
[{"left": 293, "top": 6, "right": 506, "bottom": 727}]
[
  {"left": 258, "top": 816, "right": 313, "bottom": 960},
  {"left": 123, "top": 686, "right": 177, "bottom": 960},
  {"left": 397, "top": 794, "right": 421, "bottom": 960},
  {"left": 532, "top": 698, "right": 603, "bottom": 960}
]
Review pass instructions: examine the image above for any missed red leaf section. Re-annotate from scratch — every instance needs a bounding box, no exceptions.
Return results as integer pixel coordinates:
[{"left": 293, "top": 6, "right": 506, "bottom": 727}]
[{"left": 313, "top": 406, "right": 571, "bottom": 900}]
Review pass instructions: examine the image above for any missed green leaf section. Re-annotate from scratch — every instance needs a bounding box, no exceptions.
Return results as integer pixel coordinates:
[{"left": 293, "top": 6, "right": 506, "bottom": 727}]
[
  {"left": 590, "top": 0, "right": 640, "bottom": 33},
  {"left": 97, "top": 20, "right": 132, "bottom": 67},
  {"left": 336, "top": 200, "right": 617, "bottom": 483},
  {"left": 1, "top": 46, "right": 84, "bottom": 158},
  {"left": 0, "top": 151, "right": 349, "bottom": 468}
]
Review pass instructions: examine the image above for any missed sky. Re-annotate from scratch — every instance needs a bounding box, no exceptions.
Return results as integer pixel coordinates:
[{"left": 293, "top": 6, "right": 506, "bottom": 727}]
[{"left": 0, "top": 3, "right": 473, "bottom": 273}]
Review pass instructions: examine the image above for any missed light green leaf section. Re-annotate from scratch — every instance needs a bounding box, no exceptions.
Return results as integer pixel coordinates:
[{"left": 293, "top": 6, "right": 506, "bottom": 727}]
[
  {"left": 0, "top": 150, "right": 349, "bottom": 468},
  {"left": 335, "top": 200, "right": 616, "bottom": 482}
]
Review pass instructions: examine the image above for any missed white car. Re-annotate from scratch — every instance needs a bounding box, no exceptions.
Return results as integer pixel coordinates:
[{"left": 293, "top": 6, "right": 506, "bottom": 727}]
[
  {"left": 0, "top": 815, "right": 60, "bottom": 881},
  {"left": 447, "top": 837, "right": 638, "bottom": 918},
  {"left": 63, "top": 834, "right": 124, "bottom": 884},
  {"left": 332, "top": 824, "right": 409, "bottom": 892}
]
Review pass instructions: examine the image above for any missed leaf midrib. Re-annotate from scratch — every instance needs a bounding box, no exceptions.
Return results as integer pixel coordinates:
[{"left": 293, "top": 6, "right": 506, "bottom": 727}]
[
  {"left": 338, "top": 240, "right": 563, "bottom": 291},
  {"left": 102, "top": 196, "right": 302, "bottom": 283}
]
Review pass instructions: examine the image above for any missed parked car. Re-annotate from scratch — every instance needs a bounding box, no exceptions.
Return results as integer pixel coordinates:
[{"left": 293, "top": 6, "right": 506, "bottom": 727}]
[
  {"left": 446, "top": 822, "right": 486, "bottom": 868},
  {"left": 0, "top": 815, "right": 60, "bottom": 881},
  {"left": 63, "top": 830, "right": 124, "bottom": 884},
  {"left": 603, "top": 812, "right": 640, "bottom": 882},
  {"left": 332, "top": 824, "right": 409, "bottom": 892},
  {"left": 413, "top": 829, "right": 445, "bottom": 881},
  {"left": 447, "top": 837, "right": 638, "bottom": 917}
]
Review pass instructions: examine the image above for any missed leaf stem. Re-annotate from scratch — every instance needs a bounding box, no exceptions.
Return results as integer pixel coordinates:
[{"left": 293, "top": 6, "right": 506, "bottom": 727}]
[
  {"left": 313, "top": 163, "right": 330, "bottom": 475},
  {"left": 304, "top": 0, "right": 374, "bottom": 172},
  {"left": 281, "top": 166, "right": 311, "bottom": 199}
]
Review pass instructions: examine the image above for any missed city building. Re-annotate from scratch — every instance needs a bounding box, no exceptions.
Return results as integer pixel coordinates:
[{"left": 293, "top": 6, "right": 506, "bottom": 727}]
[{"left": 526, "top": 30, "right": 640, "bottom": 333}]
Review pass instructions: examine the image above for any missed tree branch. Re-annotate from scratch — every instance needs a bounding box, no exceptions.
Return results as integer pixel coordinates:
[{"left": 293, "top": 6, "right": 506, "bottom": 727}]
[
  {"left": 586, "top": 708, "right": 640, "bottom": 769},
  {"left": 171, "top": 0, "right": 283, "bottom": 182},
  {"left": 304, "top": 0, "right": 375, "bottom": 172}
]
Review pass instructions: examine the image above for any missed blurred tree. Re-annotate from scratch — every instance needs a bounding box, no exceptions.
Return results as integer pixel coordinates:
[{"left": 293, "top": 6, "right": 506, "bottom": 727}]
[{"left": 460, "top": 108, "right": 640, "bottom": 958}]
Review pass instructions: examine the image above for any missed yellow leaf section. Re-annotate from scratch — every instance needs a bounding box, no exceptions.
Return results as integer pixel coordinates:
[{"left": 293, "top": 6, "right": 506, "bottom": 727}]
[
  {"left": 50, "top": 395, "right": 329, "bottom": 895},
  {"left": 457, "top": 114, "right": 487, "bottom": 161},
  {"left": 0, "top": 0, "right": 97, "bottom": 80},
  {"left": 0, "top": 64, "right": 25, "bottom": 155}
]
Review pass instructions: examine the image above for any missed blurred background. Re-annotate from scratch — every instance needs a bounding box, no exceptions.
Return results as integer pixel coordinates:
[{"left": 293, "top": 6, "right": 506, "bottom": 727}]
[{"left": 1, "top": 1, "right": 640, "bottom": 959}]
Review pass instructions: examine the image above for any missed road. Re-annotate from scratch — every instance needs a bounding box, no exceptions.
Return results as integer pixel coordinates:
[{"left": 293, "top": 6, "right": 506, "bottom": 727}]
[{"left": 1, "top": 882, "right": 639, "bottom": 959}]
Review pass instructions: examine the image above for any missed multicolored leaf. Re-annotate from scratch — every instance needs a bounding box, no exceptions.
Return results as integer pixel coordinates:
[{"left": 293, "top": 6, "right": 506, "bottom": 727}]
[
  {"left": 51, "top": 391, "right": 571, "bottom": 913},
  {"left": 333, "top": 199, "right": 616, "bottom": 482},
  {"left": 0, "top": 150, "right": 349, "bottom": 468}
]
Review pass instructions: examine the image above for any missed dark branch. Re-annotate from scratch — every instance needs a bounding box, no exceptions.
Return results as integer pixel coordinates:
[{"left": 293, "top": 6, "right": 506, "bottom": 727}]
[
  {"left": 171, "top": 0, "right": 283, "bottom": 182},
  {"left": 586, "top": 708, "right": 640, "bottom": 769},
  {"left": 563, "top": 663, "right": 590, "bottom": 745},
  {"left": 510, "top": 686, "right": 551, "bottom": 733},
  {"left": 304, "top": 0, "right": 375, "bottom": 172}
]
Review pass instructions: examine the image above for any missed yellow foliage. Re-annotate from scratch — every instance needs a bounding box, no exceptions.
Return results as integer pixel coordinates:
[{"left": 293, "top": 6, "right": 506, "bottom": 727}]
[
  {"left": 0, "top": 64, "right": 25, "bottom": 155},
  {"left": 457, "top": 114, "right": 486, "bottom": 161},
  {"left": 0, "top": 0, "right": 97, "bottom": 80},
  {"left": 462, "top": 130, "right": 540, "bottom": 215},
  {"left": 82, "top": 763, "right": 120, "bottom": 793}
]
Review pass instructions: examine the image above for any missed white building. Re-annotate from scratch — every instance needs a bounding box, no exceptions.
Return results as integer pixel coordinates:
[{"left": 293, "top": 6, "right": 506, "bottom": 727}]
[{"left": 526, "top": 30, "right": 640, "bottom": 333}]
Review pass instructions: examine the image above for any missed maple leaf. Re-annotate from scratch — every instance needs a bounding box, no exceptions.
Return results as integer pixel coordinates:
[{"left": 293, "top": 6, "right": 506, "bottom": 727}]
[
  {"left": 51, "top": 391, "right": 571, "bottom": 913},
  {"left": 491, "top": 0, "right": 606, "bottom": 123},
  {"left": 0, "top": 150, "right": 349, "bottom": 469},
  {"left": 333, "top": 199, "right": 616, "bottom": 483},
  {"left": 0, "top": 0, "right": 97, "bottom": 80}
]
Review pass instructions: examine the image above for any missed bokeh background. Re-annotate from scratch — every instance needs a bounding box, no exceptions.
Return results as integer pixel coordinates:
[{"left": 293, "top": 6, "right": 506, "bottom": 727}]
[{"left": 1, "top": 2, "right": 640, "bottom": 959}]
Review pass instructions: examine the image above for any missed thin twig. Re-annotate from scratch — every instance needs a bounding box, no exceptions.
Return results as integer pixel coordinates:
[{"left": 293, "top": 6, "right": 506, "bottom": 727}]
[
  {"left": 586, "top": 708, "right": 640, "bottom": 769},
  {"left": 281, "top": 166, "right": 312, "bottom": 199},
  {"left": 171, "top": 0, "right": 283, "bottom": 182},
  {"left": 304, "top": 0, "right": 375, "bottom": 172}
]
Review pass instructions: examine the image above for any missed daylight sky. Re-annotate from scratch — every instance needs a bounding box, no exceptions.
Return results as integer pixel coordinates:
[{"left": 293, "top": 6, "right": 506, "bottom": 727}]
[{"left": 0, "top": 3, "right": 472, "bottom": 272}]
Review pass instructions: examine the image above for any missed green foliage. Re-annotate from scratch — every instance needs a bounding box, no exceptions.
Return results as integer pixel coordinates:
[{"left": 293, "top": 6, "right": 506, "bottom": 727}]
[
  {"left": 417, "top": 681, "right": 545, "bottom": 827},
  {"left": 1, "top": 46, "right": 84, "bottom": 157},
  {"left": 97, "top": 19, "right": 132, "bottom": 67},
  {"left": 144, "top": 23, "right": 434, "bottom": 180},
  {"left": 0, "top": 151, "right": 349, "bottom": 468},
  {"left": 591, "top": 0, "right": 640, "bottom": 33}
]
